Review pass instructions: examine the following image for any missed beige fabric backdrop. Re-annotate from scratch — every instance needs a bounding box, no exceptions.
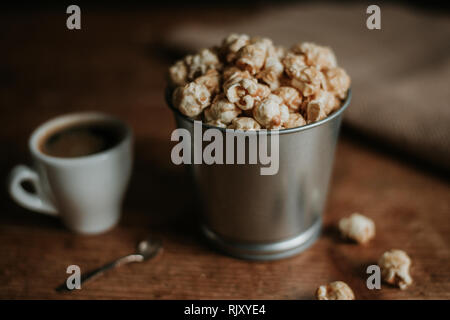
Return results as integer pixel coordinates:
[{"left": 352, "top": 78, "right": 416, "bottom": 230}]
[{"left": 165, "top": 3, "right": 450, "bottom": 170}]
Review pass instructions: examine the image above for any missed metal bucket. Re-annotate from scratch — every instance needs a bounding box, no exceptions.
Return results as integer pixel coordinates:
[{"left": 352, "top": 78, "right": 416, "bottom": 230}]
[{"left": 167, "top": 89, "right": 351, "bottom": 260}]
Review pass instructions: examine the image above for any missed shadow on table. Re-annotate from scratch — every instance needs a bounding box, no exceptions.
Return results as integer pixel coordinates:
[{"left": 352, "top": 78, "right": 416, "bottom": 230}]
[
  {"left": 341, "top": 125, "right": 450, "bottom": 183},
  {"left": 121, "top": 135, "right": 207, "bottom": 245}
]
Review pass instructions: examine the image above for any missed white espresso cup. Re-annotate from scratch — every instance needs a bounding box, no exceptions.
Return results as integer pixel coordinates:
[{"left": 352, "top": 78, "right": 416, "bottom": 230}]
[{"left": 8, "top": 112, "right": 133, "bottom": 234}]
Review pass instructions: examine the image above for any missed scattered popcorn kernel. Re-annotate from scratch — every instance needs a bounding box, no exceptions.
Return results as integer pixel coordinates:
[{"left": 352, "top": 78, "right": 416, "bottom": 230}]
[
  {"left": 338, "top": 213, "right": 375, "bottom": 244},
  {"left": 168, "top": 60, "right": 188, "bottom": 87},
  {"left": 194, "top": 69, "right": 221, "bottom": 95},
  {"left": 273, "top": 86, "right": 302, "bottom": 112},
  {"left": 290, "top": 66, "right": 326, "bottom": 97},
  {"left": 253, "top": 94, "right": 288, "bottom": 129},
  {"left": 185, "top": 48, "right": 221, "bottom": 80},
  {"left": 324, "top": 67, "right": 351, "bottom": 99},
  {"left": 316, "top": 281, "right": 355, "bottom": 300},
  {"left": 228, "top": 117, "right": 261, "bottom": 130},
  {"left": 378, "top": 249, "right": 413, "bottom": 290},
  {"left": 207, "top": 95, "right": 242, "bottom": 125},
  {"left": 221, "top": 33, "right": 250, "bottom": 63},
  {"left": 291, "top": 42, "right": 337, "bottom": 70},
  {"left": 236, "top": 38, "right": 273, "bottom": 75},
  {"left": 172, "top": 82, "right": 211, "bottom": 118},
  {"left": 285, "top": 113, "right": 306, "bottom": 128}
]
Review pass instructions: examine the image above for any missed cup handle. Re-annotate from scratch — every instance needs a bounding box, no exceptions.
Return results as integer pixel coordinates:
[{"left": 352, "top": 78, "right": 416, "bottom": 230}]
[{"left": 8, "top": 165, "right": 58, "bottom": 216}]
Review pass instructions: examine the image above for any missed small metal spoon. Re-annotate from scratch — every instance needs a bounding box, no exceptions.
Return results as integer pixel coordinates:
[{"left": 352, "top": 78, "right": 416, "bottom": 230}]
[{"left": 56, "top": 236, "right": 162, "bottom": 292}]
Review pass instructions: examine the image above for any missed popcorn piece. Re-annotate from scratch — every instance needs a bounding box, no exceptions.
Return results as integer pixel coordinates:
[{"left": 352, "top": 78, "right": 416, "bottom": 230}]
[
  {"left": 274, "top": 45, "right": 286, "bottom": 59},
  {"left": 221, "top": 33, "right": 250, "bottom": 63},
  {"left": 194, "top": 69, "right": 221, "bottom": 95},
  {"left": 285, "top": 113, "right": 306, "bottom": 129},
  {"left": 206, "top": 119, "right": 227, "bottom": 128},
  {"left": 316, "top": 281, "right": 355, "bottom": 300},
  {"left": 280, "top": 104, "right": 290, "bottom": 127},
  {"left": 324, "top": 67, "right": 351, "bottom": 99},
  {"left": 206, "top": 95, "right": 241, "bottom": 125},
  {"left": 338, "top": 213, "right": 375, "bottom": 244},
  {"left": 224, "top": 76, "right": 270, "bottom": 111},
  {"left": 223, "top": 66, "right": 251, "bottom": 81},
  {"left": 290, "top": 66, "right": 326, "bottom": 97},
  {"left": 291, "top": 42, "right": 337, "bottom": 70},
  {"left": 253, "top": 94, "right": 289, "bottom": 129},
  {"left": 228, "top": 117, "right": 261, "bottom": 131},
  {"left": 282, "top": 52, "right": 307, "bottom": 79},
  {"left": 236, "top": 38, "right": 273, "bottom": 75},
  {"left": 172, "top": 82, "right": 211, "bottom": 118},
  {"left": 168, "top": 60, "right": 188, "bottom": 87},
  {"left": 273, "top": 86, "right": 302, "bottom": 112},
  {"left": 185, "top": 48, "right": 221, "bottom": 80},
  {"left": 306, "top": 90, "right": 339, "bottom": 123},
  {"left": 378, "top": 250, "right": 413, "bottom": 290},
  {"left": 256, "top": 49, "right": 284, "bottom": 90}
]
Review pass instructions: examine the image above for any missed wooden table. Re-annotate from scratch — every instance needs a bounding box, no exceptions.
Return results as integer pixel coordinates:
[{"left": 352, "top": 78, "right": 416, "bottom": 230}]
[{"left": 1, "top": 6, "right": 449, "bottom": 300}]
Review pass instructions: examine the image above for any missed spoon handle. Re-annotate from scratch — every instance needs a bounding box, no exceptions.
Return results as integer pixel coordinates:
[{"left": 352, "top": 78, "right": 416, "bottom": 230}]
[{"left": 56, "top": 254, "right": 143, "bottom": 292}]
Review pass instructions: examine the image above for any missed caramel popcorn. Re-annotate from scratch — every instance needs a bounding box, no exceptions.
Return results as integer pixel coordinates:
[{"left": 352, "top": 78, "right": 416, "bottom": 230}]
[
  {"left": 172, "top": 82, "right": 211, "bottom": 118},
  {"left": 168, "top": 60, "right": 188, "bottom": 87},
  {"left": 282, "top": 52, "right": 307, "bottom": 79},
  {"left": 227, "top": 117, "right": 261, "bottom": 131},
  {"left": 338, "top": 213, "right": 375, "bottom": 244},
  {"left": 274, "top": 46, "right": 286, "bottom": 59},
  {"left": 236, "top": 37, "right": 273, "bottom": 75},
  {"left": 224, "top": 76, "right": 270, "bottom": 111},
  {"left": 205, "top": 95, "right": 242, "bottom": 125},
  {"left": 273, "top": 86, "right": 302, "bottom": 112},
  {"left": 378, "top": 250, "right": 413, "bottom": 290},
  {"left": 206, "top": 119, "right": 227, "bottom": 128},
  {"left": 291, "top": 42, "right": 337, "bottom": 70},
  {"left": 185, "top": 48, "right": 221, "bottom": 80},
  {"left": 306, "top": 90, "right": 340, "bottom": 123},
  {"left": 285, "top": 113, "right": 306, "bottom": 129},
  {"left": 253, "top": 94, "right": 289, "bottom": 129},
  {"left": 221, "top": 33, "right": 250, "bottom": 63},
  {"left": 316, "top": 281, "right": 355, "bottom": 300},
  {"left": 222, "top": 66, "right": 251, "bottom": 81},
  {"left": 324, "top": 67, "right": 351, "bottom": 99},
  {"left": 290, "top": 66, "right": 326, "bottom": 97},
  {"left": 194, "top": 69, "right": 221, "bottom": 95},
  {"left": 256, "top": 48, "right": 284, "bottom": 90},
  {"left": 168, "top": 34, "right": 350, "bottom": 130}
]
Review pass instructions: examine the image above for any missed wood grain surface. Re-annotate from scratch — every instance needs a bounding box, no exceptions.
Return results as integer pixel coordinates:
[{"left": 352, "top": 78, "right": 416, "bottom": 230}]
[{"left": 0, "top": 6, "right": 449, "bottom": 300}]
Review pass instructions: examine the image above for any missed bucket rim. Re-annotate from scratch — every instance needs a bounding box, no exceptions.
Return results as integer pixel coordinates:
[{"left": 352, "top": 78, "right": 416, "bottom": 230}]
[{"left": 165, "top": 87, "right": 351, "bottom": 135}]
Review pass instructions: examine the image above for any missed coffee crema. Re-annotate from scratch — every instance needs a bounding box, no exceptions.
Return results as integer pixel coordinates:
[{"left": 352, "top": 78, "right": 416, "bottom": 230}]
[{"left": 39, "top": 120, "right": 126, "bottom": 158}]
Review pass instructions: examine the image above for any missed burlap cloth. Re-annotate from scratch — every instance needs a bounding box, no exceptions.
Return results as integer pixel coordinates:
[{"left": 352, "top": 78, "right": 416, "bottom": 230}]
[{"left": 165, "top": 3, "right": 450, "bottom": 171}]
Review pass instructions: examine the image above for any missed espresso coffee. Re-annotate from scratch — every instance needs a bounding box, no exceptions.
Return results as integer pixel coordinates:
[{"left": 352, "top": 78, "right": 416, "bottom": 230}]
[{"left": 40, "top": 121, "right": 125, "bottom": 158}]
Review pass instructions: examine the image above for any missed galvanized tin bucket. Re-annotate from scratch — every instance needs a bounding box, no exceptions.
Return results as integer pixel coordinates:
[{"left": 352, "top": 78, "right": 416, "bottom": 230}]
[{"left": 166, "top": 89, "right": 351, "bottom": 260}]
